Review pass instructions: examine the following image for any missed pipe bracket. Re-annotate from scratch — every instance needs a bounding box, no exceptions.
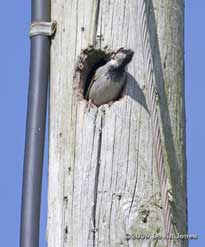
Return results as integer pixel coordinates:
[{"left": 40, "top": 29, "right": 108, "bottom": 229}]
[{"left": 30, "top": 21, "right": 57, "bottom": 38}]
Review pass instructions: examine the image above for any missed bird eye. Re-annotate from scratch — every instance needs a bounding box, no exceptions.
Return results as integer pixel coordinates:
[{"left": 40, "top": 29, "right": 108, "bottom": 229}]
[{"left": 110, "top": 64, "right": 115, "bottom": 70}]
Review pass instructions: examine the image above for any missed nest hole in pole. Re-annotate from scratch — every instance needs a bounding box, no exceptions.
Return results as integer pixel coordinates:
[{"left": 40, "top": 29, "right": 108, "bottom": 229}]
[{"left": 73, "top": 47, "right": 113, "bottom": 104}]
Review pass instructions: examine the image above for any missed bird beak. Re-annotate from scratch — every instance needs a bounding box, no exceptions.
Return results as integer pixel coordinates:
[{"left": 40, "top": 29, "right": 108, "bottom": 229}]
[
  {"left": 126, "top": 49, "right": 134, "bottom": 57},
  {"left": 125, "top": 49, "right": 134, "bottom": 62}
]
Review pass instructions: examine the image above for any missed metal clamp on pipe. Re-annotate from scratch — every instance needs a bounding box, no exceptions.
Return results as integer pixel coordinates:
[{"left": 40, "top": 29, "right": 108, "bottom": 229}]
[{"left": 30, "top": 21, "right": 57, "bottom": 37}]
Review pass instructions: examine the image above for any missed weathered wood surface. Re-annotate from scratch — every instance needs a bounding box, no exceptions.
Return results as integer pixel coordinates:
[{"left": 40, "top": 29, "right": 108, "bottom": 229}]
[{"left": 48, "top": 0, "right": 187, "bottom": 246}]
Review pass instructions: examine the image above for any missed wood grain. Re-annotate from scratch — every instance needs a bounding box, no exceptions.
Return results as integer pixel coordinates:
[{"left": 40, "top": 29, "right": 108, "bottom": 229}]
[{"left": 48, "top": 0, "right": 186, "bottom": 246}]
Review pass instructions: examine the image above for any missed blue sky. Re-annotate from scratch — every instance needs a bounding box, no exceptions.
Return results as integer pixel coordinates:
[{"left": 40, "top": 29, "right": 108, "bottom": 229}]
[{"left": 0, "top": 1, "right": 203, "bottom": 247}]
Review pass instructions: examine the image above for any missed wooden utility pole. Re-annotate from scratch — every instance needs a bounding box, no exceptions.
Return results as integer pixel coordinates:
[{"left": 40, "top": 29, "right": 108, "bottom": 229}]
[{"left": 47, "top": 0, "right": 187, "bottom": 247}]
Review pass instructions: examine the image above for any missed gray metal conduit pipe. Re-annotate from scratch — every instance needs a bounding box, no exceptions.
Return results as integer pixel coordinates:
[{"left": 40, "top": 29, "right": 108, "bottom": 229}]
[{"left": 20, "top": 0, "right": 50, "bottom": 246}]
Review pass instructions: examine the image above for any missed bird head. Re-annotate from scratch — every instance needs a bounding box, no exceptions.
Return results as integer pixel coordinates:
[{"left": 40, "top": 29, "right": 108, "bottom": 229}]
[{"left": 110, "top": 48, "right": 134, "bottom": 71}]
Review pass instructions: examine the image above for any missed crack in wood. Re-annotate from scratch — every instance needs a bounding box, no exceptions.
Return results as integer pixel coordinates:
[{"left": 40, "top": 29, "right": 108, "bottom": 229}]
[
  {"left": 91, "top": 110, "right": 104, "bottom": 246},
  {"left": 128, "top": 108, "right": 142, "bottom": 217},
  {"left": 94, "top": 0, "right": 101, "bottom": 43}
]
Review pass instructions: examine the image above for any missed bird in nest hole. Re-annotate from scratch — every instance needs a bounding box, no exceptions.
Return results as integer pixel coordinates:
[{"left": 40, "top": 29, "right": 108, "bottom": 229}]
[{"left": 85, "top": 47, "right": 134, "bottom": 107}]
